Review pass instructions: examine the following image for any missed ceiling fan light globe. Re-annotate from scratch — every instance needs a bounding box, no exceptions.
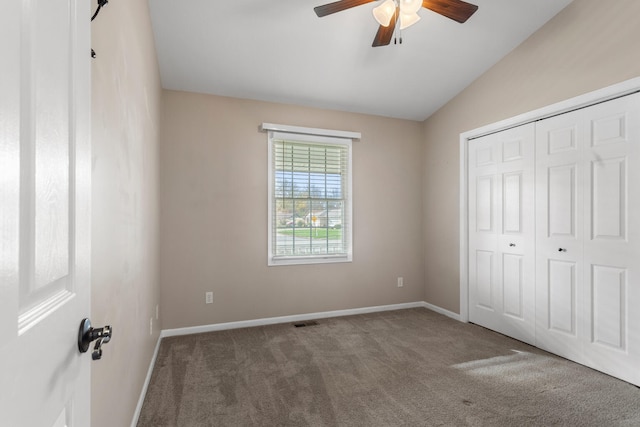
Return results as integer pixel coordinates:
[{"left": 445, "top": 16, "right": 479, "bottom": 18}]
[
  {"left": 399, "top": 0, "right": 422, "bottom": 15},
  {"left": 399, "top": 12, "right": 420, "bottom": 30},
  {"left": 373, "top": 0, "right": 396, "bottom": 27}
]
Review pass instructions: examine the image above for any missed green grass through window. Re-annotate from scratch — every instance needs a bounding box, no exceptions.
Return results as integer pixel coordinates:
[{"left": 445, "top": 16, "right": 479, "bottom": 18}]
[{"left": 277, "top": 227, "right": 342, "bottom": 239}]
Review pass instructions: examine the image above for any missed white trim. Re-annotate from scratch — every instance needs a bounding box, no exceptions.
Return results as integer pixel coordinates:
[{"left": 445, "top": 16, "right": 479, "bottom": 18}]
[
  {"left": 269, "top": 254, "right": 352, "bottom": 266},
  {"left": 130, "top": 334, "right": 162, "bottom": 427},
  {"left": 271, "top": 131, "right": 351, "bottom": 146},
  {"left": 261, "top": 122, "right": 361, "bottom": 140},
  {"left": 459, "top": 131, "right": 469, "bottom": 323},
  {"left": 161, "top": 302, "right": 427, "bottom": 338},
  {"left": 459, "top": 77, "right": 640, "bottom": 323},
  {"left": 422, "top": 301, "right": 462, "bottom": 322},
  {"left": 461, "top": 77, "right": 640, "bottom": 142}
]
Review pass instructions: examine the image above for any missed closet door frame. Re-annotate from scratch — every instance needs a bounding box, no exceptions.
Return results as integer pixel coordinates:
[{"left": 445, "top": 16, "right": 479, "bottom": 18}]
[{"left": 459, "top": 77, "right": 640, "bottom": 323}]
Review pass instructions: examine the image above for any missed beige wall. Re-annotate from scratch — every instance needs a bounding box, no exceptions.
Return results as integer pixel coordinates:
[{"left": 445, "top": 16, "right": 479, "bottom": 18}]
[
  {"left": 422, "top": 0, "right": 640, "bottom": 313},
  {"left": 91, "top": 0, "right": 162, "bottom": 425},
  {"left": 160, "top": 91, "right": 424, "bottom": 329}
]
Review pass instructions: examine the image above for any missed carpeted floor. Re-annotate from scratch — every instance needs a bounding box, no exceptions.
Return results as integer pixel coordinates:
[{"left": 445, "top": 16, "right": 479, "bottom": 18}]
[{"left": 137, "top": 308, "right": 640, "bottom": 426}]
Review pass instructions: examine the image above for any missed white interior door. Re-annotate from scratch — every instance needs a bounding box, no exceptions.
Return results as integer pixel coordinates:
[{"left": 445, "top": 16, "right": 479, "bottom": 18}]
[
  {"left": 536, "top": 92, "right": 640, "bottom": 386},
  {"left": 0, "top": 0, "right": 92, "bottom": 425},
  {"left": 468, "top": 123, "right": 535, "bottom": 345}
]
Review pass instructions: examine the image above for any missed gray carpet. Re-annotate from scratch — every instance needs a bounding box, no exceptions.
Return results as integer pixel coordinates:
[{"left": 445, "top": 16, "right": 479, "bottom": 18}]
[{"left": 137, "top": 308, "right": 640, "bottom": 426}]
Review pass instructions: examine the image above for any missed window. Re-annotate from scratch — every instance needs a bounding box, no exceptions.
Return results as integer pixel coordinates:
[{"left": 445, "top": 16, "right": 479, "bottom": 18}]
[{"left": 263, "top": 124, "right": 358, "bottom": 266}]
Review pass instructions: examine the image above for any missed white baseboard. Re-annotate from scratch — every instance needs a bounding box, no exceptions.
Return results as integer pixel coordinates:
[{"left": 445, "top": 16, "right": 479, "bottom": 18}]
[
  {"left": 421, "top": 301, "right": 462, "bottom": 322},
  {"left": 161, "top": 301, "right": 426, "bottom": 338},
  {"left": 131, "top": 333, "right": 162, "bottom": 427}
]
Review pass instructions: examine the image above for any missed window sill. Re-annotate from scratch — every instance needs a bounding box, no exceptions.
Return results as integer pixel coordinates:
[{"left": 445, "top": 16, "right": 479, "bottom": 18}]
[{"left": 268, "top": 255, "right": 352, "bottom": 267}]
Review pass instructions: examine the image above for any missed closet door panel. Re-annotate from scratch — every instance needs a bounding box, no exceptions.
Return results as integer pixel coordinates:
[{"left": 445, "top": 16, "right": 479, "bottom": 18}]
[
  {"left": 582, "top": 93, "right": 640, "bottom": 385},
  {"left": 547, "top": 259, "right": 577, "bottom": 335},
  {"left": 475, "top": 175, "right": 494, "bottom": 232},
  {"left": 547, "top": 124, "right": 578, "bottom": 154},
  {"left": 469, "top": 123, "right": 535, "bottom": 345},
  {"left": 536, "top": 92, "right": 640, "bottom": 386},
  {"left": 547, "top": 164, "right": 577, "bottom": 238},
  {"left": 591, "top": 264, "right": 626, "bottom": 350},
  {"left": 474, "top": 250, "right": 495, "bottom": 309},
  {"left": 469, "top": 139, "right": 499, "bottom": 320},
  {"left": 591, "top": 157, "right": 626, "bottom": 240},
  {"left": 535, "top": 108, "right": 586, "bottom": 362},
  {"left": 502, "top": 172, "right": 522, "bottom": 234},
  {"left": 502, "top": 253, "right": 524, "bottom": 319}
]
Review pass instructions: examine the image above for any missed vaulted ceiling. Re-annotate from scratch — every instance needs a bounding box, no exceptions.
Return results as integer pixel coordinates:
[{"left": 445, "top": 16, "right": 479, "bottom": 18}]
[{"left": 149, "top": 0, "right": 573, "bottom": 121}]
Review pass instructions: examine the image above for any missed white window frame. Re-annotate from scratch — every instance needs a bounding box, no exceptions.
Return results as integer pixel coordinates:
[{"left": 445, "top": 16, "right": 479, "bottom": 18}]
[{"left": 263, "top": 123, "right": 360, "bottom": 266}]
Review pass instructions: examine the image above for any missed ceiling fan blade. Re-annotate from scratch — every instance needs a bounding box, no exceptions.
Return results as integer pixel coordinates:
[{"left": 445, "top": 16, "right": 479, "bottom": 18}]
[
  {"left": 422, "top": 0, "right": 478, "bottom": 23},
  {"left": 372, "top": 10, "right": 398, "bottom": 47},
  {"left": 314, "top": 0, "right": 376, "bottom": 17}
]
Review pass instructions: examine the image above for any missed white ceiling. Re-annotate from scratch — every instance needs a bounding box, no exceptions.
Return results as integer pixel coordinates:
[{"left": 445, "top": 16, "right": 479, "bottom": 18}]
[{"left": 148, "top": 0, "right": 573, "bottom": 121}]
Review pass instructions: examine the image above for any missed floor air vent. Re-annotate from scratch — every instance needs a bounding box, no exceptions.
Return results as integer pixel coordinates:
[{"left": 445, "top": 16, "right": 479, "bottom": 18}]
[{"left": 293, "top": 320, "right": 319, "bottom": 328}]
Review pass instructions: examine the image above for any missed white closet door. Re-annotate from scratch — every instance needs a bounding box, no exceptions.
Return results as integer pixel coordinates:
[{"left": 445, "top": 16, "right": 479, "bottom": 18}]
[
  {"left": 469, "top": 123, "right": 535, "bottom": 345},
  {"left": 582, "top": 93, "right": 640, "bottom": 384},
  {"left": 535, "top": 107, "right": 586, "bottom": 362},
  {"left": 536, "top": 92, "right": 640, "bottom": 386}
]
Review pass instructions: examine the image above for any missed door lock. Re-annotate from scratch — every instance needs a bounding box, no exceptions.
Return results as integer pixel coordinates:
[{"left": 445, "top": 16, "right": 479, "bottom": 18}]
[{"left": 78, "top": 318, "right": 112, "bottom": 360}]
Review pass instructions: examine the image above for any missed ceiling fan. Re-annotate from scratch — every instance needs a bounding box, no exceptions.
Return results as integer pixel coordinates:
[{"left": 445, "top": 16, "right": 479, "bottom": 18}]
[{"left": 314, "top": 0, "right": 478, "bottom": 47}]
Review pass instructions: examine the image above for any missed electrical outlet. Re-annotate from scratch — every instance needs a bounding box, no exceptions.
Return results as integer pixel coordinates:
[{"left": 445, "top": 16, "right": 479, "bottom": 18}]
[
  {"left": 205, "top": 291, "right": 213, "bottom": 304},
  {"left": 397, "top": 277, "right": 404, "bottom": 288},
  {"left": 149, "top": 318, "right": 153, "bottom": 335}
]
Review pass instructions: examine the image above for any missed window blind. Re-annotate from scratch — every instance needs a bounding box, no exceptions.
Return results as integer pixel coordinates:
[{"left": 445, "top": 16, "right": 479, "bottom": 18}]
[{"left": 271, "top": 138, "right": 350, "bottom": 259}]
